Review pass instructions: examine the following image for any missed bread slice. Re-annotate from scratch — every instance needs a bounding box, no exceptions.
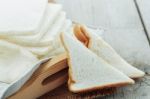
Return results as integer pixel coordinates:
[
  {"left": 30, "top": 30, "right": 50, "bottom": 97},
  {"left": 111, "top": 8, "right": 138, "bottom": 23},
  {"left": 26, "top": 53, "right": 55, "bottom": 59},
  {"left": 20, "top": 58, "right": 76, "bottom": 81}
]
[
  {"left": 0, "top": 0, "right": 48, "bottom": 35},
  {"left": 39, "top": 12, "right": 67, "bottom": 45},
  {"left": 60, "top": 33, "right": 134, "bottom": 93},
  {"left": 23, "top": 19, "right": 71, "bottom": 59},
  {"left": 1, "top": 4, "right": 63, "bottom": 47},
  {"left": 0, "top": 40, "right": 38, "bottom": 83},
  {"left": 74, "top": 24, "right": 145, "bottom": 78}
]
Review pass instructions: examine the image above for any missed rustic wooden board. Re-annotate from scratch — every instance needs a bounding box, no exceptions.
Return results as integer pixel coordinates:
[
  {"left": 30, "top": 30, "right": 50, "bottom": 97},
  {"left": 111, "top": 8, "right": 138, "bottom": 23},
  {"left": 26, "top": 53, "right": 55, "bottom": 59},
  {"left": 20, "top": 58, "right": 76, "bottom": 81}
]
[{"left": 40, "top": 0, "right": 150, "bottom": 98}]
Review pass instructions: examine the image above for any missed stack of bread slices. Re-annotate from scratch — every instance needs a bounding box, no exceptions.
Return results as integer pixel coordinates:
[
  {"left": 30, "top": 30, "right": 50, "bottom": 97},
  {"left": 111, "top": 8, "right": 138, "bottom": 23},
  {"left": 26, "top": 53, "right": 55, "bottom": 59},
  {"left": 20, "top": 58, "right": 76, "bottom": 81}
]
[
  {"left": 0, "top": 0, "right": 145, "bottom": 97},
  {"left": 0, "top": 0, "right": 72, "bottom": 84}
]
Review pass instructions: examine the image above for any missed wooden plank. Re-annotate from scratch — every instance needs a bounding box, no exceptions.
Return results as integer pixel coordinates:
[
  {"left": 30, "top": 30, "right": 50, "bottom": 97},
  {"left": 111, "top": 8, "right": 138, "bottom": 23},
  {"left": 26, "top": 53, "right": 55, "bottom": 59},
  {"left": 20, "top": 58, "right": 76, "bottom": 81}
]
[
  {"left": 40, "top": 0, "right": 150, "bottom": 98},
  {"left": 56, "top": 0, "right": 143, "bottom": 29},
  {"left": 90, "top": 0, "right": 143, "bottom": 29},
  {"left": 136, "top": 0, "right": 150, "bottom": 41},
  {"left": 56, "top": 0, "right": 94, "bottom": 25}
]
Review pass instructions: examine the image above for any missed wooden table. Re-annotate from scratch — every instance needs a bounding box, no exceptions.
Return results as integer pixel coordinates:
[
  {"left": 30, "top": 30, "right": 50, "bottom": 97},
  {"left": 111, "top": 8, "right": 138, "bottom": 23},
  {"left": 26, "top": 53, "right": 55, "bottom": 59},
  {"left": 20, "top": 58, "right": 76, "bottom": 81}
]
[{"left": 41, "top": 0, "right": 150, "bottom": 98}]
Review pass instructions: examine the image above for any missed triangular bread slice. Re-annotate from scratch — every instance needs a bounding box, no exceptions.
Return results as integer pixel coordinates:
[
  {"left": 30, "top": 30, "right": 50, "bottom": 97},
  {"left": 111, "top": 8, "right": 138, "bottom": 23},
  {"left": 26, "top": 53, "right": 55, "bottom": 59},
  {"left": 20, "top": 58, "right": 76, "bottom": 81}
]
[
  {"left": 60, "top": 33, "right": 134, "bottom": 93},
  {"left": 74, "top": 24, "right": 145, "bottom": 78}
]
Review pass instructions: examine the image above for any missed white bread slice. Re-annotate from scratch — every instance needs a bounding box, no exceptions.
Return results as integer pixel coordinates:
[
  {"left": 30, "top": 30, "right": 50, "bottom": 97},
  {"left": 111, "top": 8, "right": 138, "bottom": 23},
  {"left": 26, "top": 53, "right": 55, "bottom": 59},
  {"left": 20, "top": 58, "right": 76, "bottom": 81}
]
[
  {"left": 25, "top": 46, "right": 53, "bottom": 58},
  {"left": 74, "top": 25, "right": 145, "bottom": 78},
  {"left": 0, "top": 4, "right": 63, "bottom": 47},
  {"left": 60, "top": 33, "right": 134, "bottom": 93},
  {"left": 0, "top": 0, "right": 48, "bottom": 35},
  {"left": 0, "top": 40, "right": 38, "bottom": 83},
  {"left": 39, "top": 19, "right": 72, "bottom": 45},
  {"left": 37, "top": 20, "right": 72, "bottom": 58},
  {"left": 22, "top": 19, "right": 71, "bottom": 59}
]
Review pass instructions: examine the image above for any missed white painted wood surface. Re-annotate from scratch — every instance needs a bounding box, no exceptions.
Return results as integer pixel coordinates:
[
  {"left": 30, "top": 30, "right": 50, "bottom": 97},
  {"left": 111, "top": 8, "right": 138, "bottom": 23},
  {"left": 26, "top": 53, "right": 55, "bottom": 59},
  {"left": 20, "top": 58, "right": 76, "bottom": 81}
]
[
  {"left": 41, "top": 0, "right": 150, "bottom": 98},
  {"left": 136, "top": 0, "right": 150, "bottom": 39},
  {"left": 56, "top": 0, "right": 150, "bottom": 67}
]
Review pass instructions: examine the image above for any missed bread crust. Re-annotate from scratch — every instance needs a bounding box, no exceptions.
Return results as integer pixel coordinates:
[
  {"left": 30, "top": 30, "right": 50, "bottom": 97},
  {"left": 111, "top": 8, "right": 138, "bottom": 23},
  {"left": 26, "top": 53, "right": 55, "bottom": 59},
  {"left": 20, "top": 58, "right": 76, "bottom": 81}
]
[
  {"left": 60, "top": 33, "right": 76, "bottom": 91},
  {"left": 79, "top": 24, "right": 92, "bottom": 48},
  {"left": 70, "top": 81, "right": 132, "bottom": 93},
  {"left": 74, "top": 24, "right": 89, "bottom": 47}
]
